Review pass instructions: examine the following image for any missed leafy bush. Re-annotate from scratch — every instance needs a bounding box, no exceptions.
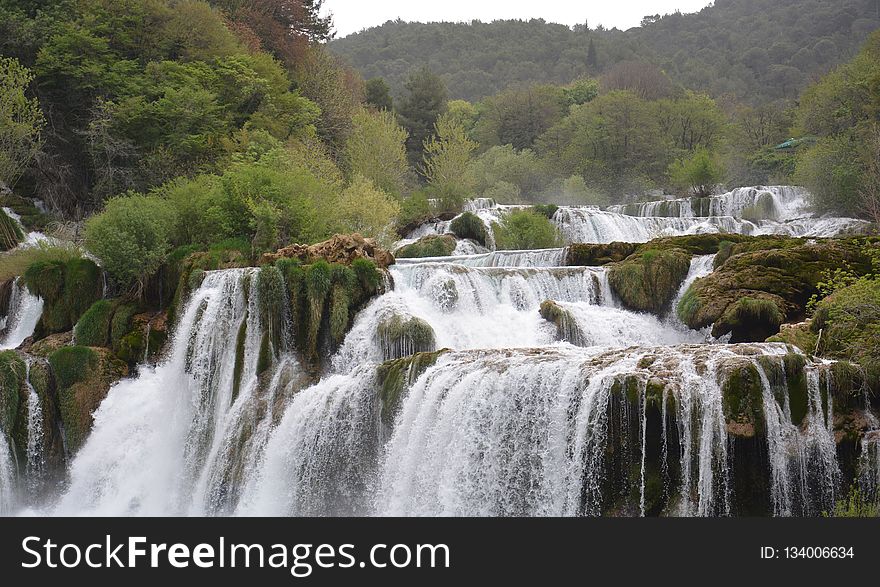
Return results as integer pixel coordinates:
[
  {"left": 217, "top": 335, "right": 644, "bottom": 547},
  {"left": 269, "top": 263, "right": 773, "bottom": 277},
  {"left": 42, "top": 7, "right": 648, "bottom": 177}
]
[
  {"left": 0, "top": 57, "right": 44, "bottom": 187},
  {"left": 84, "top": 194, "right": 177, "bottom": 293},
  {"left": 493, "top": 209, "right": 562, "bottom": 250},
  {"left": 668, "top": 148, "right": 725, "bottom": 196}
]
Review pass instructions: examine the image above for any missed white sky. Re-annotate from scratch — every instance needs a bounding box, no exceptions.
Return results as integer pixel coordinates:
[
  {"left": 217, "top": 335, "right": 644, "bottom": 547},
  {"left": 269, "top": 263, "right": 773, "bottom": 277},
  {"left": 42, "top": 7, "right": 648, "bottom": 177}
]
[{"left": 322, "top": 0, "right": 715, "bottom": 37}]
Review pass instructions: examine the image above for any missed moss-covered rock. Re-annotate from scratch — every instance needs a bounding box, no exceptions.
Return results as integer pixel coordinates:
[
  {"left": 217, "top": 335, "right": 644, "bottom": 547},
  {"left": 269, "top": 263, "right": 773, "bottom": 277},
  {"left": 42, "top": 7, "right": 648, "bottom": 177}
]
[
  {"left": 396, "top": 234, "right": 457, "bottom": 258},
  {"left": 539, "top": 300, "right": 584, "bottom": 345},
  {"left": 23, "top": 257, "right": 103, "bottom": 338},
  {"left": 73, "top": 300, "right": 114, "bottom": 347},
  {"left": 720, "top": 360, "right": 765, "bottom": 438},
  {"left": 27, "top": 331, "right": 73, "bottom": 358},
  {"left": 377, "top": 315, "right": 437, "bottom": 361},
  {"left": 0, "top": 208, "right": 24, "bottom": 251},
  {"left": 48, "top": 346, "right": 128, "bottom": 452},
  {"left": 714, "top": 296, "right": 785, "bottom": 343},
  {"left": 0, "top": 350, "right": 25, "bottom": 439},
  {"left": 812, "top": 279, "right": 880, "bottom": 391},
  {"left": 449, "top": 212, "right": 487, "bottom": 246},
  {"left": 766, "top": 321, "right": 817, "bottom": 354},
  {"left": 114, "top": 312, "right": 169, "bottom": 367},
  {"left": 376, "top": 350, "right": 449, "bottom": 425},
  {"left": 565, "top": 242, "right": 638, "bottom": 266},
  {"left": 608, "top": 248, "right": 691, "bottom": 314},
  {"left": 0, "top": 193, "right": 49, "bottom": 233},
  {"left": 677, "top": 237, "right": 873, "bottom": 341}
]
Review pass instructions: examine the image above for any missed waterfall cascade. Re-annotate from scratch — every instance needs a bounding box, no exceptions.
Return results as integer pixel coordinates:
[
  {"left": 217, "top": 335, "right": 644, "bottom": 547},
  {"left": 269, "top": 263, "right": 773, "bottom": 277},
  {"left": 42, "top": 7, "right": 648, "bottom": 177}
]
[
  {"left": 397, "top": 186, "right": 868, "bottom": 252},
  {"left": 0, "top": 278, "right": 44, "bottom": 350},
  {"left": 0, "top": 186, "right": 875, "bottom": 516}
]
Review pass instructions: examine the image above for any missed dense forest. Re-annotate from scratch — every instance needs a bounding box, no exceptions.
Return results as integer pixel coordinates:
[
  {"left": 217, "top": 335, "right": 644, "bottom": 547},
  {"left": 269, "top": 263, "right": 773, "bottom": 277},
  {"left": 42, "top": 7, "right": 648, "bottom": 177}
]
[{"left": 331, "top": 0, "right": 880, "bottom": 103}]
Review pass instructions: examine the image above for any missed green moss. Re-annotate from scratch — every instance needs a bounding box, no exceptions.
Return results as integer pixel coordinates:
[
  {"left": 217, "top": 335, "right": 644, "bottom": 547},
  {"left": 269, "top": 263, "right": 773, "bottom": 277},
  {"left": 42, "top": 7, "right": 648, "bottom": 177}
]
[
  {"left": 231, "top": 320, "right": 248, "bottom": 401},
  {"left": 539, "top": 300, "right": 583, "bottom": 345},
  {"left": 256, "top": 332, "right": 272, "bottom": 375},
  {"left": 721, "top": 361, "right": 765, "bottom": 438},
  {"left": 48, "top": 346, "right": 125, "bottom": 452},
  {"left": 396, "top": 234, "right": 457, "bottom": 258},
  {"left": 608, "top": 248, "right": 691, "bottom": 314},
  {"left": 565, "top": 242, "right": 638, "bottom": 266},
  {"left": 74, "top": 300, "right": 114, "bottom": 347},
  {"left": 0, "top": 209, "right": 24, "bottom": 251},
  {"left": 376, "top": 350, "right": 448, "bottom": 425},
  {"left": 783, "top": 353, "right": 808, "bottom": 425},
  {"left": 0, "top": 350, "right": 25, "bottom": 437},
  {"left": 304, "top": 261, "right": 331, "bottom": 359},
  {"left": 676, "top": 285, "right": 703, "bottom": 327},
  {"left": 23, "top": 257, "right": 103, "bottom": 337},
  {"left": 532, "top": 204, "right": 559, "bottom": 219},
  {"left": 715, "top": 296, "right": 785, "bottom": 342},
  {"left": 0, "top": 194, "right": 49, "bottom": 233},
  {"left": 329, "top": 284, "right": 351, "bottom": 344},
  {"left": 48, "top": 346, "right": 99, "bottom": 391},
  {"left": 449, "top": 212, "right": 487, "bottom": 246},
  {"left": 766, "top": 322, "right": 818, "bottom": 355},
  {"left": 352, "top": 258, "right": 381, "bottom": 295},
  {"left": 812, "top": 279, "right": 880, "bottom": 391},
  {"left": 377, "top": 315, "right": 437, "bottom": 361},
  {"left": 110, "top": 303, "right": 139, "bottom": 351}
]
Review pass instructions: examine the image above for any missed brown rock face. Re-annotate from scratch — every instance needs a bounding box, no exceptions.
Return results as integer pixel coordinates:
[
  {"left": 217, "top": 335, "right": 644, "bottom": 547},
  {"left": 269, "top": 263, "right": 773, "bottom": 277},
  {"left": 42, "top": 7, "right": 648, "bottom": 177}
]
[{"left": 261, "top": 233, "right": 395, "bottom": 269}]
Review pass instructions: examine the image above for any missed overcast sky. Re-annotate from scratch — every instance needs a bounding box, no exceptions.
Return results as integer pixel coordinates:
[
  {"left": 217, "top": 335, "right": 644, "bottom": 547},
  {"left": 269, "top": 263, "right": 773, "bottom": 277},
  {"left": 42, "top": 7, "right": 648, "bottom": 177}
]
[{"left": 322, "top": 0, "right": 715, "bottom": 37}]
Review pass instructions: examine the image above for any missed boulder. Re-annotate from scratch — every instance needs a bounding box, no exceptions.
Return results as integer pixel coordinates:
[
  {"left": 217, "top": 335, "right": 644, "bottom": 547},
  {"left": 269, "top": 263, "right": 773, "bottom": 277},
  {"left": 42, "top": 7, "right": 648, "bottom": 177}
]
[
  {"left": 396, "top": 234, "right": 457, "bottom": 258},
  {"left": 608, "top": 248, "right": 691, "bottom": 314},
  {"left": 261, "top": 233, "right": 395, "bottom": 269}
]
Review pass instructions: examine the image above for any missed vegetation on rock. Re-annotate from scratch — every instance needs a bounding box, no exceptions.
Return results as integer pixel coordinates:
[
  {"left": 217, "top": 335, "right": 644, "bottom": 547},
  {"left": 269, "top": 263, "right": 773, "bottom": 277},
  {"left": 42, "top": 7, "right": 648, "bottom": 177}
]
[
  {"left": 608, "top": 248, "right": 691, "bottom": 314},
  {"left": 395, "top": 235, "right": 457, "bottom": 259}
]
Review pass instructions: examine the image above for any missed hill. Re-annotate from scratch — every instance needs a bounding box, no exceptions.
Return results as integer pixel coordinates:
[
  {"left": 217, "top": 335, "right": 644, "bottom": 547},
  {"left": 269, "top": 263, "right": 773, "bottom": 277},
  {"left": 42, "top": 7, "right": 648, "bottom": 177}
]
[{"left": 330, "top": 0, "right": 880, "bottom": 103}]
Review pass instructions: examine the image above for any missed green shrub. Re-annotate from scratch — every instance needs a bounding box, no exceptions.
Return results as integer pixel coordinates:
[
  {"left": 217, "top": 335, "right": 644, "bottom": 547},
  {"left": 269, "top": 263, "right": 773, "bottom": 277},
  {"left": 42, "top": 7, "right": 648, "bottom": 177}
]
[
  {"left": 84, "top": 194, "right": 177, "bottom": 293},
  {"left": 493, "top": 209, "right": 562, "bottom": 250},
  {"left": 668, "top": 147, "right": 725, "bottom": 196},
  {"left": 396, "top": 234, "right": 457, "bottom": 258},
  {"left": 532, "top": 204, "right": 558, "bottom": 220}
]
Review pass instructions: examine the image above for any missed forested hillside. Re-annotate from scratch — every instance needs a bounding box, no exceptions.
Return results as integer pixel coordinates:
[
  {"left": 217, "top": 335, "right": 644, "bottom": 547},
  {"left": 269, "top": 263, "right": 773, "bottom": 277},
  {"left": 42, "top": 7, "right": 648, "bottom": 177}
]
[{"left": 330, "top": 0, "right": 880, "bottom": 103}]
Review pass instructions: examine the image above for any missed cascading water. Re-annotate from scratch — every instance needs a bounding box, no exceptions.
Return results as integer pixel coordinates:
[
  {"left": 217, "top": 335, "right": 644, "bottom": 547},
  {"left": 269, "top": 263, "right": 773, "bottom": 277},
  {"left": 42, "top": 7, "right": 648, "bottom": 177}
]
[
  {"left": 0, "top": 430, "right": 14, "bottom": 515},
  {"left": 0, "top": 278, "right": 44, "bottom": 350},
  {"left": 23, "top": 360, "right": 45, "bottom": 492},
  {"left": 12, "top": 184, "right": 874, "bottom": 517},
  {"left": 52, "top": 268, "right": 306, "bottom": 516}
]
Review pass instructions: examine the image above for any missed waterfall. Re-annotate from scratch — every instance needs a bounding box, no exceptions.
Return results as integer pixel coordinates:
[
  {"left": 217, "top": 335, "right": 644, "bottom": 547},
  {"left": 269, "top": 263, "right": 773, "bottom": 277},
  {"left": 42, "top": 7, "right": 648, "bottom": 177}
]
[
  {"left": 23, "top": 360, "right": 45, "bottom": 492},
  {"left": 53, "top": 268, "right": 305, "bottom": 516},
  {"left": 236, "top": 367, "right": 381, "bottom": 516},
  {"left": 373, "top": 345, "right": 821, "bottom": 516},
  {"left": 859, "top": 432, "right": 880, "bottom": 503},
  {"left": 0, "top": 277, "right": 44, "bottom": 350},
  {"left": 0, "top": 431, "right": 14, "bottom": 515},
  {"left": 553, "top": 207, "right": 757, "bottom": 244}
]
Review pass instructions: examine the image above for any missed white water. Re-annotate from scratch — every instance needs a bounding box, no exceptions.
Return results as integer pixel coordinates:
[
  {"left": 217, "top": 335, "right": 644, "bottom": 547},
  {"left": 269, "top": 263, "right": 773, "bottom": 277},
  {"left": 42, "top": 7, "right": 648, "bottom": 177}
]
[
  {"left": 1, "top": 184, "right": 871, "bottom": 516},
  {"left": 0, "top": 278, "right": 44, "bottom": 350},
  {"left": 23, "top": 360, "right": 44, "bottom": 492},
  {"left": 52, "top": 268, "right": 305, "bottom": 515},
  {"left": 0, "top": 431, "right": 14, "bottom": 515},
  {"left": 399, "top": 188, "right": 867, "bottom": 252}
]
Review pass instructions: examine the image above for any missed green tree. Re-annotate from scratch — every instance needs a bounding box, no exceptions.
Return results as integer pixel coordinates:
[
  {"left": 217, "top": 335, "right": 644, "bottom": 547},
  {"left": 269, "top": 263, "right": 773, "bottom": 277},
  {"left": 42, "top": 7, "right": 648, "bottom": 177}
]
[
  {"left": 324, "top": 175, "right": 401, "bottom": 244},
  {"left": 365, "top": 77, "right": 393, "bottom": 111},
  {"left": 343, "top": 106, "right": 409, "bottom": 196},
  {"left": 422, "top": 113, "right": 476, "bottom": 211},
  {"left": 84, "top": 194, "right": 177, "bottom": 294},
  {"left": 668, "top": 147, "right": 725, "bottom": 196},
  {"left": 397, "top": 66, "right": 448, "bottom": 165},
  {"left": 0, "top": 57, "right": 44, "bottom": 187}
]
